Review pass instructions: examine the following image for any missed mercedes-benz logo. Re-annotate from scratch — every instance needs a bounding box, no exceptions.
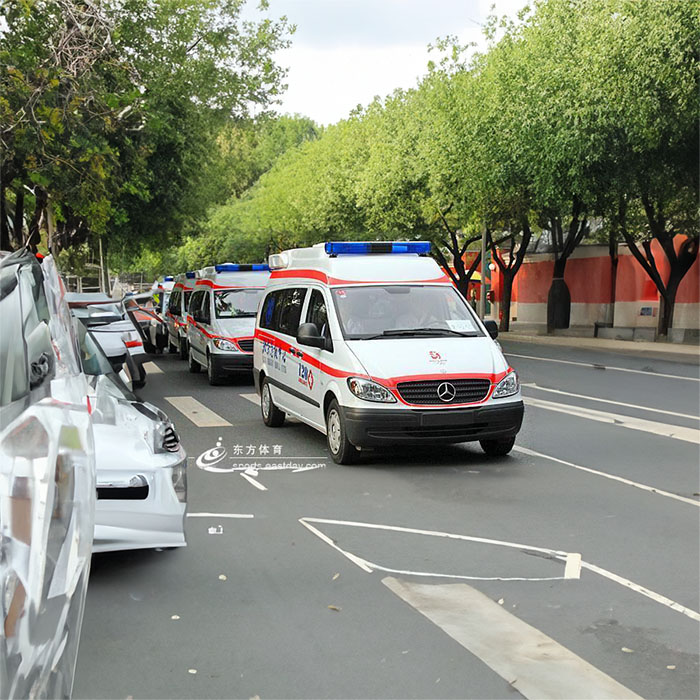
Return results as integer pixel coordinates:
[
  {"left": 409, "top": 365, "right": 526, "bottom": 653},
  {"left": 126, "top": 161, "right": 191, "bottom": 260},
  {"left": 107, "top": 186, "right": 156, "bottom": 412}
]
[{"left": 437, "top": 382, "right": 457, "bottom": 402}]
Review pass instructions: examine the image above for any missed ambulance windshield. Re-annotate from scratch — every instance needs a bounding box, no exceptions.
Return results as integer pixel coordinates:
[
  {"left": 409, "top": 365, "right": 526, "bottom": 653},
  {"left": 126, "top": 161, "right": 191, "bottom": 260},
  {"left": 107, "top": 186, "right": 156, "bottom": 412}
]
[
  {"left": 215, "top": 288, "right": 263, "bottom": 318},
  {"left": 333, "top": 285, "right": 483, "bottom": 340}
]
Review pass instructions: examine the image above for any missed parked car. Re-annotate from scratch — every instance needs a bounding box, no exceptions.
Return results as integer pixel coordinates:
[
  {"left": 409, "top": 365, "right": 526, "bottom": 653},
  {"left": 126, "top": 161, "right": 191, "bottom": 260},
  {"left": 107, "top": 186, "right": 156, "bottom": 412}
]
[
  {"left": 0, "top": 250, "right": 95, "bottom": 699},
  {"left": 75, "top": 322, "right": 187, "bottom": 552},
  {"left": 67, "top": 292, "right": 148, "bottom": 388},
  {"left": 254, "top": 241, "right": 523, "bottom": 464}
]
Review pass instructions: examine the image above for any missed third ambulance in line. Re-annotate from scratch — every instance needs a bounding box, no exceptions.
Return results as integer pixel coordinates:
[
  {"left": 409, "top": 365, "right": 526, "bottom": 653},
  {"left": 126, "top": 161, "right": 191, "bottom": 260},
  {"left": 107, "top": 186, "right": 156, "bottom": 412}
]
[{"left": 253, "top": 241, "right": 523, "bottom": 464}]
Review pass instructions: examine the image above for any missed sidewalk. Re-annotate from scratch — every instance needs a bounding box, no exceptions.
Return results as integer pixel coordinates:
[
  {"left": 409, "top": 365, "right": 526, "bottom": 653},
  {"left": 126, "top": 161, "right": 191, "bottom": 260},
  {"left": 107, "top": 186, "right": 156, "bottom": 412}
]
[{"left": 499, "top": 331, "right": 700, "bottom": 365}]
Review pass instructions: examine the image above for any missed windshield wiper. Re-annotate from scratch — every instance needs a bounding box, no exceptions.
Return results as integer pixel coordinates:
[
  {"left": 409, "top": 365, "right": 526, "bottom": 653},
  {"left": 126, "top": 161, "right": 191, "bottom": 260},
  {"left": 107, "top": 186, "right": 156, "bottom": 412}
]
[{"left": 359, "top": 327, "right": 480, "bottom": 339}]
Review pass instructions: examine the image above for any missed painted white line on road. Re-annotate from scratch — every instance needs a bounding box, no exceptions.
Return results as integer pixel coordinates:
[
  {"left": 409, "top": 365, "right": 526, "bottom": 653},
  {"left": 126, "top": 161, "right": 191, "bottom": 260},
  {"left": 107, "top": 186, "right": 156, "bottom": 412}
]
[
  {"left": 507, "top": 352, "right": 700, "bottom": 382},
  {"left": 299, "top": 517, "right": 579, "bottom": 581},
  {"left": 186, "top": 512, "right": 254, "bottom": 519},
  {"left": 580, "top": 561, "right": 700, "bottom": 622},
  {"left": 522, "top": 382, "right": 700, "bottom": 421},
  {"left": 164, "top": 396, "right": 231, "bottom": 427},
  {"left": 524, "top": 396, "right": 700, "bottom": 444},
  {"left": 514, "top": 446, "right": 700, "bottom": 507},
  {"left": 240, "top": 393, "right": 260, "bottom": 405},
  {"left": 302, "top": 517, "right": 700, "bottom": 621},
  {"left": 383, "top": 577, "right": 642, "bottom": 700},
  {"left": 240, "top": 472, "right": 267, "bottom": 491},
  {"left": 142, "top": 361, "right": 163, "bottom": 374}
]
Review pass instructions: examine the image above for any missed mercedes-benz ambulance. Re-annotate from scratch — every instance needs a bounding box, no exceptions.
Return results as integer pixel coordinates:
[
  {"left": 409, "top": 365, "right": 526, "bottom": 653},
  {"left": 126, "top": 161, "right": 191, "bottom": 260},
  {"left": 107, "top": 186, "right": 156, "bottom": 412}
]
[
  {"left": 187, "top": 263, "right": 270, "bottom": 384},
  {"left": 166, "top": 271, "right": 199, "bottom": 359},
  {"left": 253, "top": 241, "right": 523, "bottom": 464}
]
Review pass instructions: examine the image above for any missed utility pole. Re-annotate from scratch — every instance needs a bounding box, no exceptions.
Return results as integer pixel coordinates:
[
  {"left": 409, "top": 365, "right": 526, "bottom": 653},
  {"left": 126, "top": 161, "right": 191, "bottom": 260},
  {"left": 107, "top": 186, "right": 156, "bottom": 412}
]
[{"left": 479, "top": 223, "right": 486, "bottom": 319}]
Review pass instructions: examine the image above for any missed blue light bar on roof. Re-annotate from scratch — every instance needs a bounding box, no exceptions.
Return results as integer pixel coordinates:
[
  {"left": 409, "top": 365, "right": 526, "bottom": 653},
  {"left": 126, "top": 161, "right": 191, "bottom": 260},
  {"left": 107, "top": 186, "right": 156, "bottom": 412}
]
[
  {"left": 324, "top": 241, "right": 431, "bottom": 256},
  {"left": 163, "top": 275, "right": 174, "bottom": 281},
  {"left": 214, "top": 263, "right": 270, "bottom": 273},
  {"left": 185, "top": 271, "right": 196, "bottom": 279}
]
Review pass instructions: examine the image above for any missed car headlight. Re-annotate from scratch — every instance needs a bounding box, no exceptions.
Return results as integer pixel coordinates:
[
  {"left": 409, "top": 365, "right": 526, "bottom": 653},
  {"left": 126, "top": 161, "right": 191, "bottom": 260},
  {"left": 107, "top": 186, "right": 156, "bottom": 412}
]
[
  {"left": 213, "top": 338, "right": 238, "bottom": 351},
  {"left": 153, "top": 420, "right": 180, "bottom": 454},
  {"left": 493, "top": 371, "right": 519, "bottom": 399},
  {"left": 347, "top": 377, "right": 397, "bottom": 403}
]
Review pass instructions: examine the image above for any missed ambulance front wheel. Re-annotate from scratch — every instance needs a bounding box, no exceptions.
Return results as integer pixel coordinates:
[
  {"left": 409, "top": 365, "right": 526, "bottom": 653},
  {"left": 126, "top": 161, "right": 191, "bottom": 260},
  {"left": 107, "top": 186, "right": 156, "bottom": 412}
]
[
  {"left": 188, "top": 348, "right": 201, "bottom": 373},
  {"left": 261, "top": 378, "right": 285, "bottom": 427},
  {"left": 179, "top": 338, "right": 188, "bottom": 360},
  {"left": 326, "top": 400, "right": 359, "bottom": 465},
  {"left": 479, "top": 436, "right": 515, "bottom": 457}
]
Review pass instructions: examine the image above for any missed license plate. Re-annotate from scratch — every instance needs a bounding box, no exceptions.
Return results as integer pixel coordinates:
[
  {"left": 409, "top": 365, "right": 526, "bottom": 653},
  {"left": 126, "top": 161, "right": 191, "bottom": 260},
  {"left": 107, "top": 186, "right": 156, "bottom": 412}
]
[{"left": 421, "top": 411, "right": 473, "bottom": 427}]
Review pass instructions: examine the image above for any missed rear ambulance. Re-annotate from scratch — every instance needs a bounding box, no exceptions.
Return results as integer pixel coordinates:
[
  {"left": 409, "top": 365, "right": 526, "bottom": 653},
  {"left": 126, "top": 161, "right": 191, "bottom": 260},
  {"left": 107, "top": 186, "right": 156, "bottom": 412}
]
[
  {"left": 187, "top": 263, "right": 270, "bottom": 383},
  {"left": 253, "top": 241, "right": 523, "bottom": 464},
  {"left": 166, "top": 271, "right": 199, "bottom": 359}
]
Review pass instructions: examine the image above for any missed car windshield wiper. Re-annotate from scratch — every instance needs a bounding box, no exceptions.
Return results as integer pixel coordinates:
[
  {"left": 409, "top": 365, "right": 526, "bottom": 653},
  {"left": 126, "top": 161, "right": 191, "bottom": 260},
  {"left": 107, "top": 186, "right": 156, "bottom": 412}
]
[{"left": 359, "top": 327, "right": 480, "bottom": 339}]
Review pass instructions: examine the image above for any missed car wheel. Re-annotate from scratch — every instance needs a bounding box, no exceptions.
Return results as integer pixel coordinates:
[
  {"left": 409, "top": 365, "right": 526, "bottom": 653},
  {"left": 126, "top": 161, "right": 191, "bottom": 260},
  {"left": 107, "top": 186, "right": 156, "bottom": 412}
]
[
  {"left": 168, "top": 339, "right": 177, "bottom": 354},
  {"left": 207, "top": 353, "right": 223, "bottom": 386},
  {"left": 179, "top": 338, "right": 188, "bottom": 360},
  {"left": 132, "top": 363, "right": 147, "bottom": 389},
  {"left": 325, "top": 399, "right": 358, "bottom": 465},
  {"left": 188, "top": 348, "right": 201, "bottom": 373},
  {"left": 480, "top": 436, "right": 516, "bottom": 457},
  {"left": 261, "top": 377, "right": 285, "bottom": 427}
]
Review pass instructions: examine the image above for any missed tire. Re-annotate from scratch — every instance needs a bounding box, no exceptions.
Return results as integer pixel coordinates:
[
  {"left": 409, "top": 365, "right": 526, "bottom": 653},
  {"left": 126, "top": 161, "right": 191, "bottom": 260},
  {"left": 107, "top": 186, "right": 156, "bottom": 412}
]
[
  {"left": 325, "top": 399, "right": 358, "bottom": 465},
  {"left": 178, "top": 337, "right": 188, "bottom": 360},
  {"left": 207, "top": 353, "right": 223, "bottom": 386},
  {"left": 132, "top": 364, "right": 147, "bottom": 389},
  {"left": 168, "top": 339, "right": 177, "bottom": 354},
  {"left": 480, "top": 436, "right": 516, "bottom": 457},
  {"left": 188, "top": 348, "right": 201, "bottom": 373},
  {"left": 261, "top": 377, "right": 285, "bottom": 427}
]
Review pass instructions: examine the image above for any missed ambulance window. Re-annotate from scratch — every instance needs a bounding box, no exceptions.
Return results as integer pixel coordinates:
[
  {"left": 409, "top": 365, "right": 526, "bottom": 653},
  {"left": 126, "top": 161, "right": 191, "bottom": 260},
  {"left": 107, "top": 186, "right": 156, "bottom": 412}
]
[
  {"left": 168, "top": 290, "right": 180, "bottom": 313},
  {"left": 276, "top": 288, "right": 307, "bottom": 336},
  {"left": 260, "top": 291, "right": 277, "bottom": 330},
  {"left": 199, "top": 291, "right": 211, "bottom": 323},
  {"left": 189, "top": 290, "right": 203, "bottom": 317},
  {"left": 183, "top": 290, "right": 192, "bottom": 314},
  {"left": 306, "top": 290, "right": 329, "bottom": 339}
]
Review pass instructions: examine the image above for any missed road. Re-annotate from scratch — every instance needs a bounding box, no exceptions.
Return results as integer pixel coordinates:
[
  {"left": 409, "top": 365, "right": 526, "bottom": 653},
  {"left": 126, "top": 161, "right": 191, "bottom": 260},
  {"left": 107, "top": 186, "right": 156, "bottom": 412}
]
[{"left": 73, "top": 340, "right": 700, "bottom": 700}]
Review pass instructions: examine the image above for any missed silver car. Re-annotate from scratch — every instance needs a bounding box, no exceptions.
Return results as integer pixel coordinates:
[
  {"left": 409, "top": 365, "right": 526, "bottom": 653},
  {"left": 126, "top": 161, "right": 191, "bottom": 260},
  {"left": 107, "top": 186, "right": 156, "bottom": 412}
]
[{"left": 76, "top": 324, "right": 187, "bottom": 552}]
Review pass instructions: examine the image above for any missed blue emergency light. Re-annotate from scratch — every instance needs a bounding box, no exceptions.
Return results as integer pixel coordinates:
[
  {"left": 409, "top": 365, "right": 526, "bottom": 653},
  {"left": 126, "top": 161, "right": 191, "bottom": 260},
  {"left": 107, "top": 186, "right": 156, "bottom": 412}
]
[
  {"left": 214, "top": 263, "right": 270, "bottom": 272},
  {"left": 324, "top": 241, "right": 431, "bottom": 256},
  {"left": 185, "top": 271, "right": 196, "bottom": 279},
  {"left": 163, "top": 275, "right": 174, "bottom": 281}
]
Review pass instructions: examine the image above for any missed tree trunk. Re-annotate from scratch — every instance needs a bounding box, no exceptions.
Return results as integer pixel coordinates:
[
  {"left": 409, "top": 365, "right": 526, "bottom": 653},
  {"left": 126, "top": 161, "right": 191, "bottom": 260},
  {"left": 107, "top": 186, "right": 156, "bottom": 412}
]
[
  {"left": 547, "top": 277, "right": 571, "bottom": 332},
  {"left": 499, "top": 273, "right": 513, "bottom": 332},
  {"left": 657, "top": 275, "right": 681, "bottom": 338},
  {"left": 607, "top": 231, "right": 618, "bottom": 327},
  {"left": 12, "top": 189, "right": 24, "bottom": 248},
  {"left": 0, "top": 181, "right": 9, "bottom": 250},
  {"left": 27, "top": 187, "right": 47, "bottom": 252}
]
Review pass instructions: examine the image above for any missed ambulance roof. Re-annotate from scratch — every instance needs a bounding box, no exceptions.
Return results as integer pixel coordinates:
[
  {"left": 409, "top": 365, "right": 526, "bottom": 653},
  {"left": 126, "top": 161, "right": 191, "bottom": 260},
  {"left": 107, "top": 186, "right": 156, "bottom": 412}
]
[
  {"left": 267, "top": 242, "right": 449, "bottom": 286},
  {"left": 173, "top": 270, "right": 200, "bottom": 290},
  {"left": 197, "top": 263, "right": 270, "bottom": 289}
]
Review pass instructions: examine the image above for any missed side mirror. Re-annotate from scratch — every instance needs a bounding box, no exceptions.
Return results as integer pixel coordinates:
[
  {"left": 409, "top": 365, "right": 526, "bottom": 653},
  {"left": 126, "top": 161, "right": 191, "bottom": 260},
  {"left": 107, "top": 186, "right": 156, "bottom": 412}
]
[
  {"left": 297, "top": 322, "right": 325, "bottom": 349},
  {"left": 484, "top": 320, "right": 499, "bottom": 339}
]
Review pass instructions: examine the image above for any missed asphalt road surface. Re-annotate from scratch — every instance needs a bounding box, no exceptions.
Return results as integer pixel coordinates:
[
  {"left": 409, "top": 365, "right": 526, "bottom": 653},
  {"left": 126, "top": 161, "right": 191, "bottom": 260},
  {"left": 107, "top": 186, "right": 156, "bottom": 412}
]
[{"left": 73, "top": 340, "right": 700, "bottom": 700}]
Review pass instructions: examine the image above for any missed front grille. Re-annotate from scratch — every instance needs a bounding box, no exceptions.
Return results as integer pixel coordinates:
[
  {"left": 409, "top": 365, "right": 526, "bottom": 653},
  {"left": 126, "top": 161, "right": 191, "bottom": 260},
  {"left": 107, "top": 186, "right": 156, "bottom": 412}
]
[
  {"left": 163, "top": 425, "right": 180, "bottom": 452},
  {"left": 396, "top": 378, "right": 491, "bottom": 405},
  {"left": 238, "top": 338, "right": 254, "bottom": 352}
]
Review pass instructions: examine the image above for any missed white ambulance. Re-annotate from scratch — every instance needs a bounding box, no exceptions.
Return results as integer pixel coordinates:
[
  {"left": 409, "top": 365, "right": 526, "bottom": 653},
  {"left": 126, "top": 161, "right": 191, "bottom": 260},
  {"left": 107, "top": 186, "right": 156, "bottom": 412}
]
[
  {"left": 253, "top": 241, "right": 523, "bottom": 464},
  {"left": 166, "top": 271, "right": 199, "bottom": 359},
  {"left": 187, "top": 263, "right": 270, "bottom": 383}
]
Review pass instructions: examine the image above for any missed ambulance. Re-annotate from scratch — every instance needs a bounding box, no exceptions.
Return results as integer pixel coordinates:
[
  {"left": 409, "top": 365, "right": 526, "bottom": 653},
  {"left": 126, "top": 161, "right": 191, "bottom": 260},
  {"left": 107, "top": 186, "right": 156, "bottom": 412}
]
[
  {"left": 187, "top": 263, "right": 270, "bottom": 383},
  {"left": 166, "top": 271, "right": 199, "bottom": 359},
  {"left": 253, "top": 241, "right": 523, "bottom": 464}
]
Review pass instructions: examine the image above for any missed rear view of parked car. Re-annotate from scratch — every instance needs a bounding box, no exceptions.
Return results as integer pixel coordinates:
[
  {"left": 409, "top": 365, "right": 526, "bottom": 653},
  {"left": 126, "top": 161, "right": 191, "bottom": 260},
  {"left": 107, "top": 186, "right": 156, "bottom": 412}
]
[{"left": 0, "top": 251, "right": 95, "bottom": 699}]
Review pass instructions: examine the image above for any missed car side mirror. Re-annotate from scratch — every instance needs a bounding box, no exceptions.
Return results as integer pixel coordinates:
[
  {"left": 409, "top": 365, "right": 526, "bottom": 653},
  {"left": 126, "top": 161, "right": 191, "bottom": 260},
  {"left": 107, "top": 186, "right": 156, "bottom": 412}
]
[
  {"left": 297, "top": 322, "right": 325, "bottom": 349},
  {"left": 484, "top": 320, "right": 499, "bottom": 339}
]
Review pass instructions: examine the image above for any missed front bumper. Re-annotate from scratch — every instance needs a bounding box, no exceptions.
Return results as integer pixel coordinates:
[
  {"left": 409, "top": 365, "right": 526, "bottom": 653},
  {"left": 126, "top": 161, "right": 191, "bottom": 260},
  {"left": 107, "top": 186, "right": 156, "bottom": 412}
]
[
  {"left": 211, "top": 352, "right": 253, "bottom": 375},
  {"left": 343, "top": 401, "right": 524, "bottom": 447}
]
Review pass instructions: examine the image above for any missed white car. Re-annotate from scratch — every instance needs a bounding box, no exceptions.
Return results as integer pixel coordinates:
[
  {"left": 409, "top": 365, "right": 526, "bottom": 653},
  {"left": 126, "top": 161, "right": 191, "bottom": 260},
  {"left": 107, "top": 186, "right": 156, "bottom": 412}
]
[
  {"left": 76, "top": 324, "right": 187, "bottom": 552},
  {"left": 254, "top": 241, "right": 524, "bottom": 464}
]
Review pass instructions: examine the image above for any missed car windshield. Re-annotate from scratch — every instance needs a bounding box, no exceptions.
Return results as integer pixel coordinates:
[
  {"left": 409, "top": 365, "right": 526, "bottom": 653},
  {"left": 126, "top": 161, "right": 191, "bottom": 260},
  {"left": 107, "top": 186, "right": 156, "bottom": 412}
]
[
  {"left": 214, "top": 288, "right": 263, "bottom": 318},
  {"left": 332, "top": 285, "right": 484, "bottom": 340}
]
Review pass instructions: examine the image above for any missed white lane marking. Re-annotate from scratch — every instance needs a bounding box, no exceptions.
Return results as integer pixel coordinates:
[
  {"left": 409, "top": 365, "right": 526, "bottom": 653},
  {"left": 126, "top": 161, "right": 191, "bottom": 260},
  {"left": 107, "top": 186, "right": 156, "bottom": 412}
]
[
  {"left": 522, "top": 382, "right": 700, "bottom": 421},
  {"left": 383, "top": 577, "right": 643, "bottom": 700},
  {"left": 514, "top": 446, "right": 700, "bottom": 508},
  {"left": 164, "top": 396, "right": 231, "bottom": 427},
  {"left": 524, "top": 396, "right": 700, "bottom": 444},
  {"left": 580, "top": 562, "right": 700, "bottom": 623},
  {"left": 240, "top": 393, "right": 260, "bottom": 405},
  {"left": 507, "top": 352, "right": 700, "bottom": 382},
  {"left": 299, "top": 517, "right": 579, "bottom": 581},
  {"left": 240, "top": 472, "right": 267, "bottom": 491},
  {"left": 142, "top": 361, "right": 163, "bottom": 374},
  {"left": 186, "top": 512, "right": 254, "bottom": 519},
  {"left": 302, "top": 518, "right": 700, "bottom": 621}
]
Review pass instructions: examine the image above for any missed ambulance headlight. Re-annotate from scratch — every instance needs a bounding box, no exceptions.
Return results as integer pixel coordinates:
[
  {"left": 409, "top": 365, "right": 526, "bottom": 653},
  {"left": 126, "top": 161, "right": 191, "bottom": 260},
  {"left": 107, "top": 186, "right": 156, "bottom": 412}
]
[
  {"left": 493, "top": 371, "right": 519, "bottom": 398},
  {"left": 213, "top": 338, "right": 238, "bottom": 351},
  {"left": 347, "top": 377, "right": 397, "bottom": 403}
]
